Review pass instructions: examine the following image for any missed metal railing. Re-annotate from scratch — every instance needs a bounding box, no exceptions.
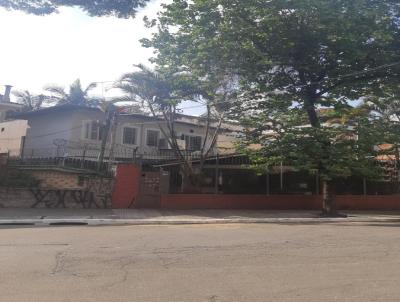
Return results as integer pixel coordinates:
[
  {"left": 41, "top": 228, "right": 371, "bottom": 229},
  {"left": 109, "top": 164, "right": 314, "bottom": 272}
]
[
  {"left": 5, "top": 146, "right": 216, "bottom": 173},
  {"left": 20, "top": 146, "right": 209, "bottom": 161}
]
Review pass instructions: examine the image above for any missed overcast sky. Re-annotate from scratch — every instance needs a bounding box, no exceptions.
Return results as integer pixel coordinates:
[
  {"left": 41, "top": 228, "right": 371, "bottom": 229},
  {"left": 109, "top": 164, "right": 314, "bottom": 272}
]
[
  {"left": 0, "top": 0, "right": 203, "bottom": 115},
  {"left": 0, "top": 0, "right": 164, "bottom": 97}
]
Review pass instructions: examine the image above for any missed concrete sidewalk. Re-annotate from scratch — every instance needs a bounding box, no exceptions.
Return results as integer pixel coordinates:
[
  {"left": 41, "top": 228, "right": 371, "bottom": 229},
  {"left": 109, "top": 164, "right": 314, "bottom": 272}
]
[{"left": 1, "top": 208, "right": 400, "bottom": 226}]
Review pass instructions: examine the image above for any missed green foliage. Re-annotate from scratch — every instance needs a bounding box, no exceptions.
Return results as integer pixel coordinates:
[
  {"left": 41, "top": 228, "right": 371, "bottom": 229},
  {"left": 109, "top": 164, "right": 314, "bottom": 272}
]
[
  {"left": 44, "top": 79, "right": 101, "bottom": 107},
  {"left": 143, "top": 0, "right": 400, "bottom": 101},
  {"left": 116, "top": 64, "right": 181, "bottom": 112},
  {"left": 0, "top": 0, "right": 149, "bottom": 18},
  {"left": 116, "top": 64, "right": 237, "bottom": 115},
  {"left": 0, "top": 169, "right": 39, "bottom": 188},
  {"left": 114, "top": 64, "right": 235, "bottom": 191},
  {"left": 362, "top": 83, "right": 400, "bottom": 155},
  {"left": 13, "top": 90, "right": 45, "bottom": 112},
  {"left": 238, "top": 104, "right": 383, "bottom": 181},
  {"left": 144, "top": 0, "right": 400, "bottom": 184}
]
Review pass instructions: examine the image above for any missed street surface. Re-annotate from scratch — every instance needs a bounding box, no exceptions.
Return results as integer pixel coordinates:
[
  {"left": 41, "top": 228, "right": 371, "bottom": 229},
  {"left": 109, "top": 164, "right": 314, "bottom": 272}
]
[{"left": 1, "top": 222, "right": 400, "bottom": 302}]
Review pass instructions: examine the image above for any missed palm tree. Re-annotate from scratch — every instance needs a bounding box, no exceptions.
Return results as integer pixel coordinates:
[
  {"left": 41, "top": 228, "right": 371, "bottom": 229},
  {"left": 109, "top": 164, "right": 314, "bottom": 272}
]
[
  {"left": 115, "top": 64, "right": 229, "bottom": 192},
  {"left": 116, "top": 64, "right": 173, "bottom": 112},
  {"left": 44, "top": 79, "right": 101, "bottom": 107},
  {"left": 12, "top": 90, "right": 45, "bottom": 111},
  {"left": 116, "top": 64, "right": 191, "bottom": 151}
]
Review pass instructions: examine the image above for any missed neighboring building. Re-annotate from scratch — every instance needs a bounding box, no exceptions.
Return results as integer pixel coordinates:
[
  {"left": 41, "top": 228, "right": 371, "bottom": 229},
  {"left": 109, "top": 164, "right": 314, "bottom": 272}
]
[
  {"left": 11, "top": 105, "right": 105, "bottom": 158},
  {"left": 5, "top": 105, "right": 241, "bottom": 160},
  {"left": 0, "top": 85, "right": 22, "bottom": 122},
  {"left": 0, "top": 85, "right": 25, "bottom": 156},
  {"left": 0, "top": 119, "right": 29, "bottom": 156}
]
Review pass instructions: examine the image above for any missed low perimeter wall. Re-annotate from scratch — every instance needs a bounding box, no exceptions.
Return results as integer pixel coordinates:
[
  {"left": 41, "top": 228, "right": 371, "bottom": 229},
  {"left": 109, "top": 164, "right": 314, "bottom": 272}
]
[{"left": 160, "top": 194, "right": 400, "bottom": 211}]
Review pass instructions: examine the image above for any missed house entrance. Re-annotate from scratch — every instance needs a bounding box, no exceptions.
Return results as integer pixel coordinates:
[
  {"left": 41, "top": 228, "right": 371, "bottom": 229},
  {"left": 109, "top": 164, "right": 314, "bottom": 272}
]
[
  {"left": 135, "top": 169, "right": 170, "bottom": 208},
  {"left": 112, "top": 164, "right": 170, "bottom": 208}
]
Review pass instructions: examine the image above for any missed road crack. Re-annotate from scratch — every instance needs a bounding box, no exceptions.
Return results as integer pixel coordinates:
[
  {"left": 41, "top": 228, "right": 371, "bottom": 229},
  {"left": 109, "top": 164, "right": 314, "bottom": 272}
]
[
  {"left": 104, "top": 257, "right": 136, "bottom": 288},
  {"left": 51, "top": 251, "right": 67, "bottom": 274}
]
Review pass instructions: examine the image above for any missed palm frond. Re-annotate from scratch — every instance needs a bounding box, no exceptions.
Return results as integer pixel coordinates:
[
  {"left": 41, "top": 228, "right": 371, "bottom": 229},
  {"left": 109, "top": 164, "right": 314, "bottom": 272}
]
[
  {"left": 84, "top": 82, "right": 98, "bottom": 94},
  {"left": 12, "top": 90, "right": 46, "bottom": 111},
  {"left": 108, "top": 95, "right": 138, "bottom": 103},
  {"left": 44, "top": 85, "right": 68, "bottom": 99}
]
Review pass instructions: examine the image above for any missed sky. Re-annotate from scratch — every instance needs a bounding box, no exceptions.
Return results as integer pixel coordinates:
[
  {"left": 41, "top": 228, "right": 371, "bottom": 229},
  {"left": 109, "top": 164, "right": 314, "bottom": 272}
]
[{"left": 0, "top": 1, "right": 204, "bottom": 115}]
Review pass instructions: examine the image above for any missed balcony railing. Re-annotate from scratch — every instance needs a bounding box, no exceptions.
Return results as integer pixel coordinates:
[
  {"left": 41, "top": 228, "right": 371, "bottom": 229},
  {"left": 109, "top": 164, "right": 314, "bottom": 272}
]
[{"left": 5, "top": 146, "right": 216, "bottom": 173}]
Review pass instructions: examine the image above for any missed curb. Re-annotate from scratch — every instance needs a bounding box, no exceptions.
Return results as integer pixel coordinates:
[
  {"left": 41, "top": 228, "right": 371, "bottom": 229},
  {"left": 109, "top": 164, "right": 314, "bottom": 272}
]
[{"left": 1, "top": 217, "right": 400, "bottom": 226}]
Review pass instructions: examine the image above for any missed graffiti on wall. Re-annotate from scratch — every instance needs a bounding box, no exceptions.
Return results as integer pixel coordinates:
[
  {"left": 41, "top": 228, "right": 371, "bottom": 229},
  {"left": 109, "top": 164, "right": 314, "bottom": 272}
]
[{"left": 30, "top": 177, "right": 114, "bottom": 209}]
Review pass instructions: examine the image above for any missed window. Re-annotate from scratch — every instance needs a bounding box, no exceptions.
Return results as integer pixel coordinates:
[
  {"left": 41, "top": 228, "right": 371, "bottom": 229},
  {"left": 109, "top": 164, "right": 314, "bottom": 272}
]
[
  {"left": 185, "top": 135, "right": 202, "bottom": 151},
  {"left": 84, "top": 123, "right": 90, "bottom": 139},
  {"left": 146, "top": 130, "right": 160, "bottom": 147},
  {"left": 123, "top": 127, "right": 137, "bottom": 145},
  {"left": 84, "top": 121, "right": 102, "bottom": 140},
  {"left": 90, "top": 122, "right": 100, "bottom": 140}
]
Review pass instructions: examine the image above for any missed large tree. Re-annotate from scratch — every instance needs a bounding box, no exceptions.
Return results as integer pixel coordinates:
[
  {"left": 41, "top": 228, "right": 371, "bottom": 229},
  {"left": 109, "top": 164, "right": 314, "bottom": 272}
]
[
  {"left": 143, "top": 0, "right": 400, "bottom": 215},
  {"left": 235, "top": 97, "right": 382, "bottom": 212},
  {"left": 0, "top": 0, "right": 149, "bottom": 17}
]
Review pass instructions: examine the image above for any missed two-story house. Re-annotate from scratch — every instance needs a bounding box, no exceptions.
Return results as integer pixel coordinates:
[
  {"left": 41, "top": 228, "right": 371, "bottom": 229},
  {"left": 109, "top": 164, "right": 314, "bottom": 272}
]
[{"left": 5, "top": 105, "right": 239, "bottom": 161}]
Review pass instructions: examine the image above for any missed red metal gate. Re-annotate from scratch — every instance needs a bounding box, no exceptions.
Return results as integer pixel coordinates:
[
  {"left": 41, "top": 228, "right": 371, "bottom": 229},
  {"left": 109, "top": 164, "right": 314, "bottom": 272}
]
[
  {"left": 112, "top": 164, "right": 141, "bottom": 208},
  {"left": 112, "top": 164, "right": 170, "bottom": 208}
]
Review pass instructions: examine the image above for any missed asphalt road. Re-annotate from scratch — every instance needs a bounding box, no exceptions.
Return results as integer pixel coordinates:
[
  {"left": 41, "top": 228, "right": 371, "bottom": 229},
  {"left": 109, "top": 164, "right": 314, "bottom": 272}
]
[{"left": 1, "top": 222, "right": 400, "bottom": 302}]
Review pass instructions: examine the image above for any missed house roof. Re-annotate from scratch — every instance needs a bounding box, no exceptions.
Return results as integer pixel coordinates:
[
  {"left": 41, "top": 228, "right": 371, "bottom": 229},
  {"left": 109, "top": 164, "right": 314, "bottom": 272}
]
[
  {"left": 120, "top": 113, "right": 213, "bottom": 128},
  {"left": 8, "top": 104, "right": 101, "bottom": 119},
  {"left": 120, "top": 112, "right": 241, "bottom": 132},
  {"left": 7, "top": 104, "right": 241, "bottom": 133},
  {"left": 0, "top": 102, "right": 23, "bottom": 112}
]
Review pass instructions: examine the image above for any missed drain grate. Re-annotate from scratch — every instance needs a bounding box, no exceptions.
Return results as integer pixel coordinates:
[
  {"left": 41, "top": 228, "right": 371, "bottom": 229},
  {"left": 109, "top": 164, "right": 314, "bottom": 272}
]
[{"left": 49, "top": 222, "right": 88, "bottom": 226}]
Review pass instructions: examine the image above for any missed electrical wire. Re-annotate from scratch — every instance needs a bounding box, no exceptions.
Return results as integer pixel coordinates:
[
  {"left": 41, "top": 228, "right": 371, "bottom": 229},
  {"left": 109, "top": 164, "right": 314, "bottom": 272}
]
[
  {"left": 2, "top": 61, "right": 399, "bottom": 141},
  {"left": 178, "top": 60, "right": 400, "bottom": 110},
  {"left": 0, "top": 117, "right": 237, "bottom": 141}
]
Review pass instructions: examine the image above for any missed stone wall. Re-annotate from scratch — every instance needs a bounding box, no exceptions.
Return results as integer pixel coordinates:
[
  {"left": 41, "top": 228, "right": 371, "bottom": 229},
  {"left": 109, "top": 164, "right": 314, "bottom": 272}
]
[
  {"left": 30, "top": 170, "right": 83, "bottom": 189},
  {"left": 0, "top": 169, "right": 114, "bottom": 208},
  {"left": 0, "top": 188, "right": 36, "bottom": 208}
]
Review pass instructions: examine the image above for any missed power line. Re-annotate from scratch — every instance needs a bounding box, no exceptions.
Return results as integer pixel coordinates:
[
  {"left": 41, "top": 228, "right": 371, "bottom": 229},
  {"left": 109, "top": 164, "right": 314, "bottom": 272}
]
[
  {"left": 2, "top": 60, "right": 399, "bottom": 140},
  {"left": 0, "top": 120, "right": 168, "bottom": 141},
  {"left": 180, "top": 60, "right": 400, "bottom": 109},
  {"left": 0, "top": 116, "right": 230, "bottom": 141}
]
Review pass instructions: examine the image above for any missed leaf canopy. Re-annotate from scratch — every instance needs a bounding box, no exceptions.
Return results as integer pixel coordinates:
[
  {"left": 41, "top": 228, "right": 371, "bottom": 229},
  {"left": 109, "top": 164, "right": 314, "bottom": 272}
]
[
  {"left": 44, "top": 78, "right": 101, "bottom": 107},
  {"left": 143, "top": 0, "right": 400, "bottom": 181},
  {"left": 0, "top": 0, "right": 149, "bottom": 17}
]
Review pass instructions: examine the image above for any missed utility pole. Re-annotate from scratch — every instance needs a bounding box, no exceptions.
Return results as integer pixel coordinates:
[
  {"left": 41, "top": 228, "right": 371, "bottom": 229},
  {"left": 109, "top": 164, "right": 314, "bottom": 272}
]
[
  {"left": 280, "top": 161, "right": 284, "bottom": 192},
  {"left": 108, "top": 110, "right": 119, "bottom": 170},
  {"left": 97, "top": 105, "right": 115, "bottom": 172},
  {"left": 266, "top": 167, "right": 270, "bottom": 196},
  {"left": 214, "top": 153, "right": 219, "bottom": 194}
]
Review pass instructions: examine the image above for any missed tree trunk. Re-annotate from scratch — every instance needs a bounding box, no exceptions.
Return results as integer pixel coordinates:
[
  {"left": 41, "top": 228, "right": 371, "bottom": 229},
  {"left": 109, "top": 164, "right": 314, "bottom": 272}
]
[
  {"left": 321, "top": 180, "right": 337, "bottom": 217},
  {"left": 180, "top": 166, "right": 202, "bottom": 193},
  {"left": 394, "top": 145, "right": 400, "bottom": 193},
  {"left": 305, "top": 103, "right": 320, "bottom": 127},
  {"left": 98, "top": 108, "right": 114, "bottom": 172}
]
